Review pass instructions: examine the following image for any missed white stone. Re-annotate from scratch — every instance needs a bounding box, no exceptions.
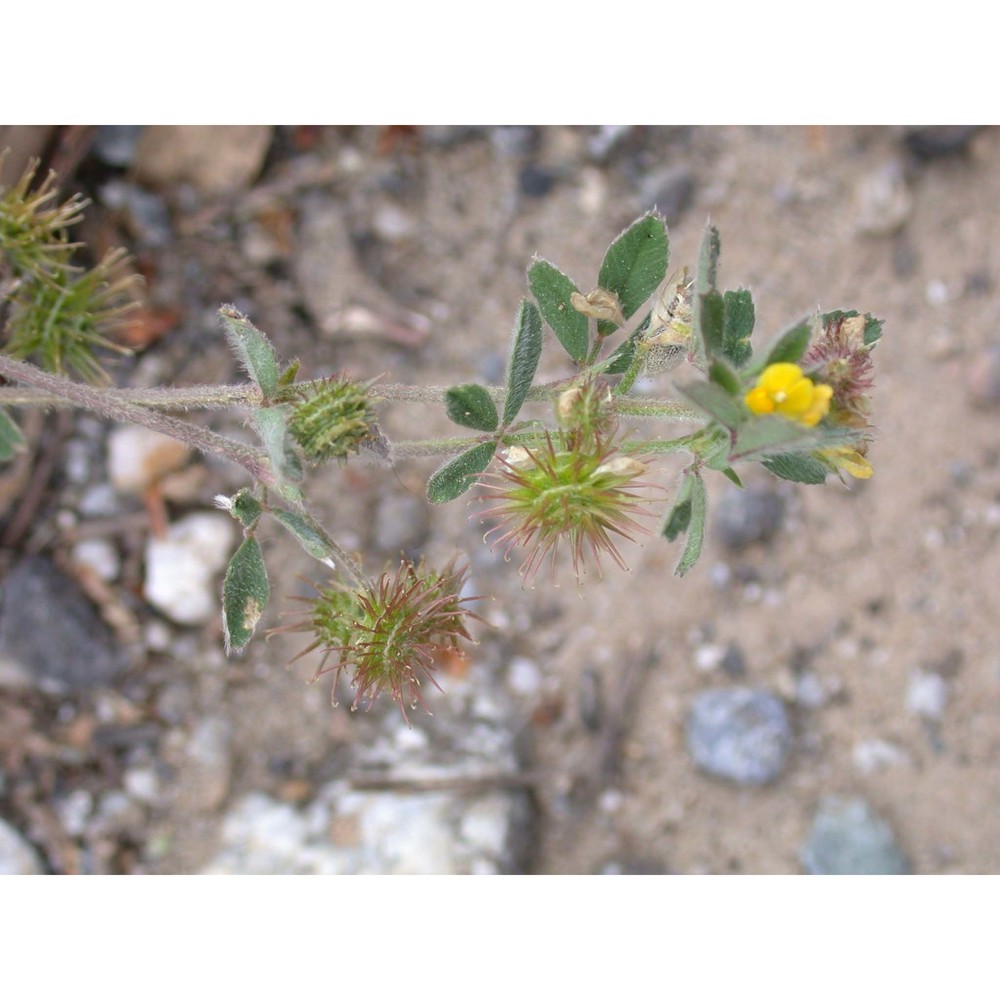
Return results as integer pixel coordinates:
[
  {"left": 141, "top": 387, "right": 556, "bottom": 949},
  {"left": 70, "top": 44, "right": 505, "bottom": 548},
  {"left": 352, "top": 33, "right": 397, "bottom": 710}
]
[
  {"left": 107, "top": 425, "right": 191, "bottom": 494},
  {"left": 71, "top": 538, "right": 120, "bottom": 582},
  {"left": 124, "top": 766, "right": 160, "bottom": 803},
  {"left": 0, "top": 818, "right": 43, "bottom": 874},
  {"left": 144, "top": 513, "right": 234, "bottom": 625},
  {"left": 694, "top": 643, "right": 725, "bottom": 672},
  {"left": 508, "top": 656, "right": 542, "bottom": 695},
  {"left": 853, "top": 739, "right": 911, "bottom": 775},
  {"left": 906, "top": 670, "right": 949, "bottom": 720}
]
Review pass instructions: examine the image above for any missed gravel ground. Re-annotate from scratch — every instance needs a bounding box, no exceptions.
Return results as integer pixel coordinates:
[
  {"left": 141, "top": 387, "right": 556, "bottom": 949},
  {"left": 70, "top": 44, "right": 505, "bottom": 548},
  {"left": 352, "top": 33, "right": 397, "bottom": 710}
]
[{"left": 2, "top": 125, "right": 999, "bottom": 874}]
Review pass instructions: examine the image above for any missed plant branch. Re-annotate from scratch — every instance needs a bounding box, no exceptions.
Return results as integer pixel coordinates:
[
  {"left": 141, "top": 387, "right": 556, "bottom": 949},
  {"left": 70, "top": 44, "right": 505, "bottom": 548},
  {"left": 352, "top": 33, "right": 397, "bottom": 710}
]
[
  {"left": 0, "top": 382, "right": 261, "bottom": 410},
  {"left": 0, "top": 355, "right": 274, "bottom": 484}
]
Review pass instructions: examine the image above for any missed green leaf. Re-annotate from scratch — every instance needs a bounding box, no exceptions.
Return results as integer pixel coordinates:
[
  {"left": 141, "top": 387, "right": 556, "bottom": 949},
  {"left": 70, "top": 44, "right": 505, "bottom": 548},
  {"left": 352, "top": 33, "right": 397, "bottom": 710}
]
[
  {"left": 709, "top": 358, "right": 742, "bottom": 397},
  {"left": 692, "top": 223, "right": 721, "bottom": 369},
  {"left": 219, "top": 306, "right": 280, "bottom": 400},
  {"left": 662, "top": 473, "right": 694, "bottom": 542},
  {"left": 762, "top": 318, "right": 811, "bottom": 367},
  {"left": 503, "top": 299, "right": 543, "bottom": 426},
  {"left": 528, "top": 258, "right": 589, "bottom": 363},
  {"left": 723, "top": 288, "right": 754, "bottom": 367},
  {"left": 676, "top": 470, "right": 707, "bottom": 577},
  {"left": 730, "top": 415, "right": 811, "bottom": 460},
  {"left": 604, "top": 330, "right": 640, "bottom": 375},
  {"left": 696, "top": 223, "right": 721, "bottom": 294},
  {"left": 699, "top": 289, "right": 725, "bottom": 361},
  {"left": 762, "top": 452, "right": 829, "bottom": 485},
  {"left": 427, "top": 441, "right": 497, "bottom": 503},
  {"left": 596, "top": 213, "right": 669, "bottom": 336},
  {"left": 222, "top": 537, "right": 270, "bottom": 655},
  {"left": 863, "top": 313, "right": 883, "bottom": 347},
  {"left": 271, "top": 508, "right": 334, "bottom": 562},
  {"left": 721, "top": 467, "right": 744, "bottom": 488},
  {"left": 819, "top": 309, "right": 883, "bottom": 349},
  {"left": 0, "top": 409, "right": 26, "bottom": 463},
  {"left": 251, "top": 406, "right": 302, "bottom": 490},
  {"left": 224, "top": 488, "right": 263, "bottom": 529},
  {"left": 675, "top": 379, "right": 745, "bottom": 430},
  {"left": 445, "top": 383, "right": 499, "bottom": 432}
]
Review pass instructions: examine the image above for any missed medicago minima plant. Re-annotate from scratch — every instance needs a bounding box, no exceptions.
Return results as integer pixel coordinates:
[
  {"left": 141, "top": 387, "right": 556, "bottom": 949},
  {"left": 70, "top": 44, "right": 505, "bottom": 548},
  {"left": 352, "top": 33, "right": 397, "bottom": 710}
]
[{"left": 0, "top": 158, "right": 880, "bottom": 722}]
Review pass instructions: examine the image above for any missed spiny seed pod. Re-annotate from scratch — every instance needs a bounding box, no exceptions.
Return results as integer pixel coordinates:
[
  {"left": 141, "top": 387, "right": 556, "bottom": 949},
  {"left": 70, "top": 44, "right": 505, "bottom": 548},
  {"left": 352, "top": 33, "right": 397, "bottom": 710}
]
[
  {"left": 555, "top": 379, "right": 617, "bottom": 450},
  {"left": 286, "top": 375, "right": 376, "bottom": 464},
  {"left": 477, "top": 432, "right": 659, "bottom": 583},
  {"left": 278, "top": 559, "right": 479, "bottom": 723}
]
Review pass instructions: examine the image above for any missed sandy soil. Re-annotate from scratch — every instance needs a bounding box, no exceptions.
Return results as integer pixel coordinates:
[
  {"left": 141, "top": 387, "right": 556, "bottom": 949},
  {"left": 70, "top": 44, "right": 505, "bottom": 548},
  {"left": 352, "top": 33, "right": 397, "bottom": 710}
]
[{"left": 5, "top": 125, "right": 1000, "bottom": 873}]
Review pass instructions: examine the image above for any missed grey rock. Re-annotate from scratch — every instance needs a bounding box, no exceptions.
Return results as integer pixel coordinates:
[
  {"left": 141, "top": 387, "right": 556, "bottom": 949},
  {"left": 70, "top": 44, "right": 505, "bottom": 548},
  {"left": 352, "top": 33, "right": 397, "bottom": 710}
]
[
  {"left": 92, "top": 125, "right": 145, "bottom": 167},
  {"left": 0, "top": 556, "right": 127, "bottom": 693},
  {"left": 489, "top": 126, "right": 539, "bottom": 160},
  {"left": 967, "top": 344, "right": 1000, "bottom": 408},
  {"left": 687, "top": 686, "right": 793, "bottom": 786},
  {"left": 0, "top": 818, "right": 43, "bottom": 875},
  {"left": 714, "top": 486, "right": 786, "bottom": 551},
  {"left": 518, "top": 164, "right": 557, "bottom": 198},
  {"left": 180, "top": 716, "right": 233, "bottom": 812},
  {"left": 801, "top": 796, "right": 911, "bottom": 874},
  {"left": 856, "top": 160, "right": 912, "bottom": 237},
  {"left": 640, "top": 165, "right": 696, "bottom": 224},
  {"left": 99, "top": 179, "right": 173, "bottom": 247},
  {"left": 371, "top": 491, "right": 431, "bottom": 557},
  {"left": 904, "top": 126, "right": 981, "bottom": 162}
]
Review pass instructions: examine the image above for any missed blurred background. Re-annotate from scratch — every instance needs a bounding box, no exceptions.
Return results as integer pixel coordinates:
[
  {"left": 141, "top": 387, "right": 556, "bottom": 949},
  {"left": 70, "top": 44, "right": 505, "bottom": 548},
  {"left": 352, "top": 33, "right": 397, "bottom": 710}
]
[{"left": 1, "top": 124, "right": 998, "bottom": 874}]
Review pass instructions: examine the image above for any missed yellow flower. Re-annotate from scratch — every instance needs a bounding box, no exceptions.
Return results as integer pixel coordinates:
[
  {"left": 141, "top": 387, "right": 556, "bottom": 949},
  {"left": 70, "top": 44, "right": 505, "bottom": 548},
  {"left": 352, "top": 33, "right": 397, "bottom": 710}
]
[
  {"left": 745, "top": 363, "right": 833, "bottom": 427},
  {"left": 818, "top": 446, "right": 873, "bottom": 480}
]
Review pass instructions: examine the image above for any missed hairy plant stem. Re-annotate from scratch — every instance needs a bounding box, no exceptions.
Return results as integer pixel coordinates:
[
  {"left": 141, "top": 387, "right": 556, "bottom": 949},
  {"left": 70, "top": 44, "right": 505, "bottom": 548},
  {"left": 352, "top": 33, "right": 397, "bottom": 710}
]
[
  {"left": 0, "top": 382, "right": 261, "bottom": 409},
  {"left": 0, "top": 355, "right": 274, "bottom": 484}
]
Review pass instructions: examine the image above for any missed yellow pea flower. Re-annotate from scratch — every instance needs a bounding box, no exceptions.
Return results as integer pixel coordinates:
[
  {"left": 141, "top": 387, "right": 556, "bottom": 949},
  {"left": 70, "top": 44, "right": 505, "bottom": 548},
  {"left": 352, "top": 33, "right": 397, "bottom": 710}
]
[
  {"left": 745, "top": 363, "right": 833, "bottom": 427},
  {"left": 818, "top": 446, "right": 874, "bottom": 480}
]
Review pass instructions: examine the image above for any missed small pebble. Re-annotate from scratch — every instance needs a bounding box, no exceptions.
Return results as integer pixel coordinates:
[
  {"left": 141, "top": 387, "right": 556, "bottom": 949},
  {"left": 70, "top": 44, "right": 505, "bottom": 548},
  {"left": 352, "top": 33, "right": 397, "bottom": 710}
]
[
  {"left": 371, "top": 491, "right": 430, "bottom": 556},
  {"left": 904, "top": 126, "right": 981, "bottom": 161},
  {"left": 143, "top": 513, "right": 234, "bottom": 625},
  {"left": 71, "top": 538, "right": 120, "bottom": 583},
  {"left": 801, "top": 796, "right": 911, "bottom": 874},
  {"left": 925, "top": 279, "right": 951, "bottom": 306},
  {"left": 639, "top": 165, "right": 696, "bottom": 224},
  {"left": 0, "top": 818, "right": 43, "bottom": 875},
  {"left": 686, "top": 686, "right": 793, "bottom": 786},
  {"left": 182, "top": 716, "right": 233, "bottom": 812},
  {"left": 0, "top": 556, "right": 126, "bottom": 693},
  {"left": 855, "top": 161, "right": 911, "bottom": 237},
  {"left": 852, "top": 739, "right": 910, "bottom": 775},
  {"left": 966, "top": 345, "right": 1000, "bottom": 408},
  {"left": 92, "top": 125, "right": 145, "bottom": 167},
  {"left": 107, "top": 426, "right": 191, "bottom": 494},
  {"left": 714, "top": 486, "right": 786, "bottom": 551},
  {"left": 906, "top": 669, "right": 949, "bottom": 720},
  {"left": 508, "top": 656, "right": 542, "bottom": 697},
  {"left": 519, "top": 164, "right": 557, "bottom": 198}
]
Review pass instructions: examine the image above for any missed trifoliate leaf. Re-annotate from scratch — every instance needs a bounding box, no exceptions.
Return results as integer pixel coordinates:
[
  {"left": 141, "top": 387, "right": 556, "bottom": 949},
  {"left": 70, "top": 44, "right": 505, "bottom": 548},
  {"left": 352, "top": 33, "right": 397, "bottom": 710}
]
[
  {"left": 445, "top": 384, "right": 499, "bottom": 432},
  {"left": 271, "top": 508, "right": 335, "bottom": 562},
  {"left": 427, "top": 442, "right": 497, "bottom": 503},
  {"left": 502, "top": 300, "right": 542, "bottom": 426},
  {"left": 762, "top": 452, "right": 829, "bottom": 485},
  {"left": 220, "top": 306, "right": 280, "bottom": 400},
  {"left": 675, "top": 379, "right": 745, "bottom": 430},
  {"left": 528, "top": 258, "right": 589, "bottom": 363},
  {"left": 222, "top": 537, "right": 269, "bottom": 655},
  {"left": 723, "top": 288, "right": 755, "bottom": 368},
  {"left": 596, "top": 213, "right": 669, "bottom": 336}
]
